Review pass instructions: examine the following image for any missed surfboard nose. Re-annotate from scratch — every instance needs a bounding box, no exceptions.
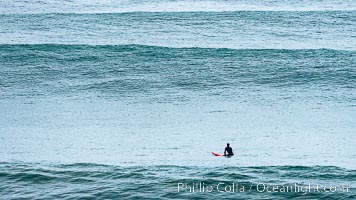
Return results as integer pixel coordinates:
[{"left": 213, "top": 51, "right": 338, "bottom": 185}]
[{"left": 212, "top": 152, "right": 222, "bottom": 156}]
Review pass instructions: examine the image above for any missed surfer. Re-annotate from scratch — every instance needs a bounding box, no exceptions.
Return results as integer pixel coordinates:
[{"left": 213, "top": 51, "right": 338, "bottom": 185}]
[{"left": 224, "top": 143, "right": 234, "bottom": 156}]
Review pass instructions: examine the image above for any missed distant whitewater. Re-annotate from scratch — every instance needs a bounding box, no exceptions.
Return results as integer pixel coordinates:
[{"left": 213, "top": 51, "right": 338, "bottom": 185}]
[{"left": 1, "top": 0, "right": 356, "bottom": 14}]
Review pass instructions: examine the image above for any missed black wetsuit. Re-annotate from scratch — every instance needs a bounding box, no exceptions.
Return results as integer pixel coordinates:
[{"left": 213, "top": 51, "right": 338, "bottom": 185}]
[{"left": 224, "top": 147, "right": 234, "bottom": 156}]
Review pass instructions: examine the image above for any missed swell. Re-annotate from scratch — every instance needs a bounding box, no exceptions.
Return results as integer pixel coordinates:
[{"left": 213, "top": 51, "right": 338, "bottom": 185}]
[
  {"left": 0, "top": 162, "right": 355, "bottom": 199},
  {"left": 0, "top": 44, "right": 355, "bottom": 100},
  {"left": 3, "top": 43, "right": 356, "bottom": 51},
  {"left": 1, "top": 10, "right": 356, "bottom": 15},
  {"left": 1, "top": 11, "right": 355, "bottom": 50}
]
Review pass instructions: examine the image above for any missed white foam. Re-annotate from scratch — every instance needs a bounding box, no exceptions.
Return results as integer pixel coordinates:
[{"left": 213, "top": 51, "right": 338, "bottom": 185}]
[{"left": 1, "top": 0, "right": 356, "bottom": 14}]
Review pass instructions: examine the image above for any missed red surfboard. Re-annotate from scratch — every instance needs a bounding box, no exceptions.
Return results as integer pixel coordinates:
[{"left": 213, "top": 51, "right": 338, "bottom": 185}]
[{"left": 211, "top": 152, "right": 222, "bottom": 156}]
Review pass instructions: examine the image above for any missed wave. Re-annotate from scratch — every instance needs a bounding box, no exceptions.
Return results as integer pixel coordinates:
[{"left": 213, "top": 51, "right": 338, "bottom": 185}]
[
  {"left": 2, "top": 43, "right": 356, "bottom": 50},
  {"left": 0, "top": 162, "right": 355, "bottom": 199},
  {"left": 1, "top": 44, "right": 355, "bottom": 100},
  {"left": 1, "top": 11, "right": 355, "bottom": 50},
  {"left": 1, "top": 0, "right": 356, "bottom": 14}
]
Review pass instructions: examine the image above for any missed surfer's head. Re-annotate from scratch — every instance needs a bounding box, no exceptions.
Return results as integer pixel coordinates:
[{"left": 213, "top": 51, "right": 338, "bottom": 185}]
[{"left": 227, "top": 143, "right": 230, "bottom": 147}]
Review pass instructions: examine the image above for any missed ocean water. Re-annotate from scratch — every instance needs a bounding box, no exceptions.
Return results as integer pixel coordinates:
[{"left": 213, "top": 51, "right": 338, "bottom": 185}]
[{"left": 0, "top": 0, "right": 355, "bottom": 199}]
